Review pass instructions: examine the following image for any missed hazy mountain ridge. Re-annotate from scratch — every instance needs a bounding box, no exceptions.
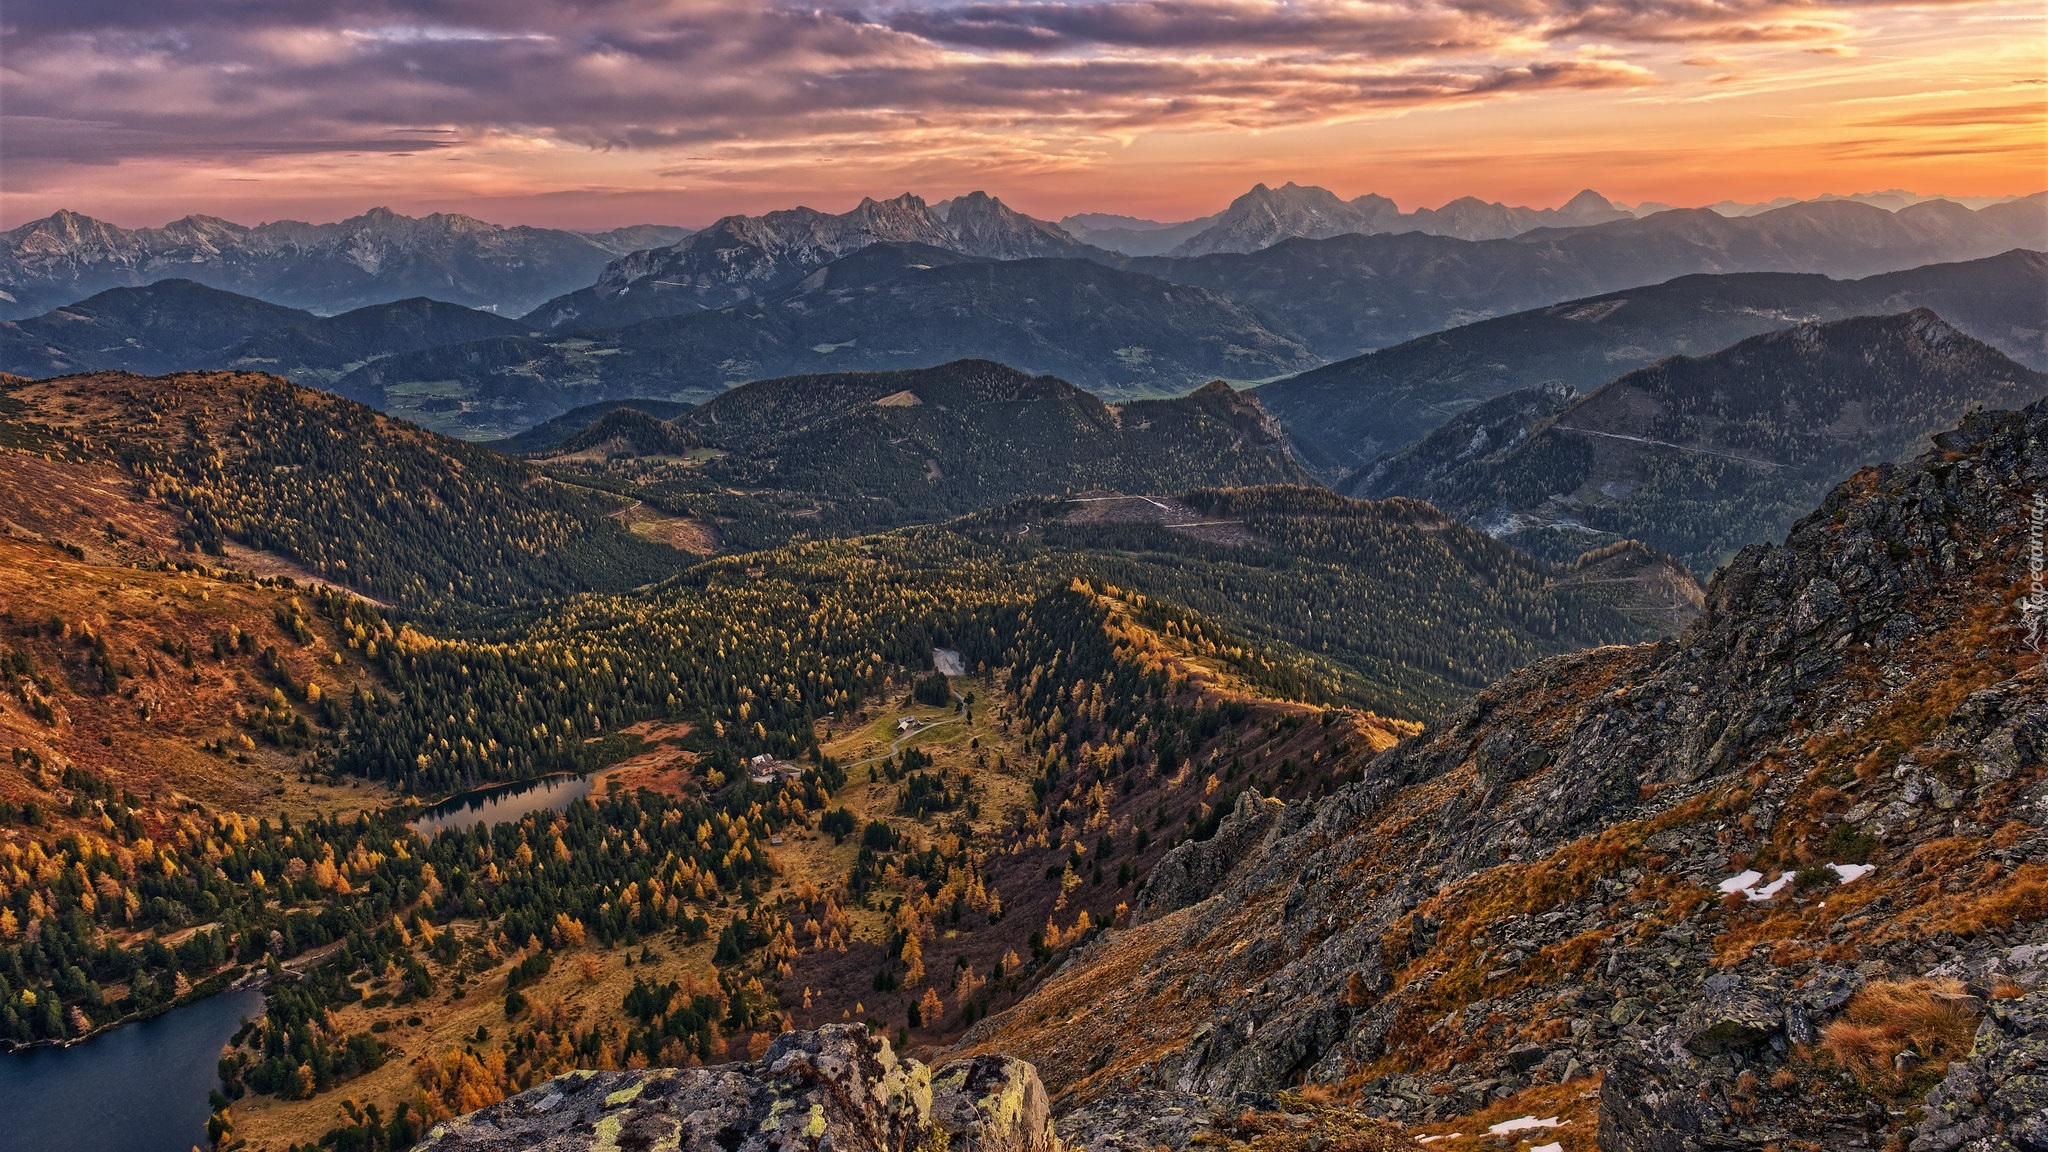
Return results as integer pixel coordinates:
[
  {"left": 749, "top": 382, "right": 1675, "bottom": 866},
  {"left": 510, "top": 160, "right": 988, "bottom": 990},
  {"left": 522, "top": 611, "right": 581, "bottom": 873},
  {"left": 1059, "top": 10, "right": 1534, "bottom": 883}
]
[
  {"left": 1145, "top": 197, "right": 2048, "bottom": 361},
  {"left": 0, "top": 278, "right": 313, "bottom": 376},
  {"left": 1167, "top": 182, "right": 1633, "bottom": 256},
  {"left": 314, "top": 246, "right": 1317, "bottom": 436},
  {"left": 215, "top": 298, "right": 535, "bottom": 395},
  {"left": 0, "top": 279, "right": 538, "bottom": 404},
  {"left": 1256, "top": 248, "right": 2048, "bottom": 472},
  {"left": 0, "top": 207, "right": 688, "bottom": 319},
  {"left": 1059, "top": 212, "right": 1224, "bottom": 256},
  {"left": 1356, "top": 310, "right": 2048, "bottom": 573},
  {"left": 524, "top": 192, "right": 1098, "bottom": 331}
]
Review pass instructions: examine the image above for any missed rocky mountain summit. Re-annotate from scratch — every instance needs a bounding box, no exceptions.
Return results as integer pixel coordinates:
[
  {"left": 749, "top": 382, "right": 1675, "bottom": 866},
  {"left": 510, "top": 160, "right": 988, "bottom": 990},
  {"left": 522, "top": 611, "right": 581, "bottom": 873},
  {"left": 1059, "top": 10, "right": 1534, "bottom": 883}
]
[
  {"left": 417, "top": 1025, "right": 1060, "bottom": 1152},
  {"left": 1167, "top": 183, "right": 1634, "bottom": 256},
  {"left": 954, "top": 394, "right": 2048, "bottom": 1148},
  {"left": 524, "top": 192, "right": 1095, "bottom": 331},
  {"left": 0, "top": 207, "right": 679, "bottom": 318}
]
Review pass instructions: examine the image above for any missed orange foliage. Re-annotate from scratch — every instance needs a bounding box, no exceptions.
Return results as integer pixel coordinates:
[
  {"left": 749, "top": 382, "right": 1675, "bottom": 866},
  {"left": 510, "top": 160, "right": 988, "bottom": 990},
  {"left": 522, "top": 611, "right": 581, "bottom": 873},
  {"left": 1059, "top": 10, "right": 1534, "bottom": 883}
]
[{"left": 1820, "top": 979, "right": 1979, "bottom": 1088}]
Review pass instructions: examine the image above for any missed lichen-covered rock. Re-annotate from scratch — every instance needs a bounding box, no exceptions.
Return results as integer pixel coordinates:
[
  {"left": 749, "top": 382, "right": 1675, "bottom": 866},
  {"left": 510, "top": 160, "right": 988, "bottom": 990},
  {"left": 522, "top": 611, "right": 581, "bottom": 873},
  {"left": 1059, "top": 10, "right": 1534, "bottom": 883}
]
[
  {"left": 416, "top": 1025, "right": 1060, "bottom": 1152},
  {"left": 1909, "top": 991, "right": 2048, "bottom": 1152},
  {"left": 1676, "top": 973, "right": 1783, "bottom": 1055}
]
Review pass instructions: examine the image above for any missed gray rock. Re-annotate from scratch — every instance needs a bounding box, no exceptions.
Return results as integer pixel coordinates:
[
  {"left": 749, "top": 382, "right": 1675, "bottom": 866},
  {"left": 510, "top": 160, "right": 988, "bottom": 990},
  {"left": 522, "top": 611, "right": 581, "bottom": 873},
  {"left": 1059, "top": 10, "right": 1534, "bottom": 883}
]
[
  {"left": 1801, "top": 967, "right": 1864, "bottom": 1012},
  {"left": 1678, "top": 974, "right": 1783, "bottom": 1055},
  {"left": 1910, "top": 990, "right": 2048, "bottom": 1152},
  {"left": 416, "top": 1025, "right": 1060, "bottom": 1152}
]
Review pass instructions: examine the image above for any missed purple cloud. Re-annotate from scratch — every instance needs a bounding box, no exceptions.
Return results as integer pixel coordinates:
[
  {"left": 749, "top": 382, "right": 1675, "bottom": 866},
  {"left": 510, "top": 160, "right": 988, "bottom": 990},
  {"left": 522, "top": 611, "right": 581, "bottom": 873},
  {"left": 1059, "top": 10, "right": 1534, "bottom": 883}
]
[{"left": 0, "top": 0, "right": 1942, "bottom": 191}]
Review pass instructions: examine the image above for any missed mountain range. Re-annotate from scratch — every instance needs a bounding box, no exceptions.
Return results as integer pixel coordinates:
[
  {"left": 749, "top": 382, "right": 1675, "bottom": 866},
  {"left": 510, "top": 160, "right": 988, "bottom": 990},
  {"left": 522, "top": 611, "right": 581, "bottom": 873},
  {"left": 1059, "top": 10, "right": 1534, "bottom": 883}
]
[
  {"left": 1352, "top": 310, "right": 2047, "bottom": 573},
  {"left": 1162, "top": 183, "right": 1636, "bottom": 256},
  {"left": 523, "top": 191, "right": 1098, "bottom": 331},
  {"left": 0, "top": 207, "right": 692, "bottom": 320},
  {"left": 535, "top": 191, "right": 2043, "bottom": 353},
  {"left": 1143, "top": 197, "right": 2047, "bottom": 360},
  {"left": 1256, "top": 248, "right": 2048, "bottom": 472}
]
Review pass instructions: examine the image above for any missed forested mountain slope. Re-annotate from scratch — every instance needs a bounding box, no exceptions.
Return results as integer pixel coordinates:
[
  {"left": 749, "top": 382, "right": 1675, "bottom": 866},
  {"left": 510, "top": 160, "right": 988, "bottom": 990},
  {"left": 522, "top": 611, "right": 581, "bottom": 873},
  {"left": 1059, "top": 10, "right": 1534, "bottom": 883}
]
[
  {"left": 534, "top": 361, "right": 1313, "bottom": 552},
  {"left": 0, "top": 372, "right": 681, "bottom": 621},
  {"left": 1358, "top": 311, "right": 2047, "bottom": 574},
  {"left": 963, "top": 378, "right": 2048, "bottom": 1152},
  {"left": 0, "top": 280, "right": 313, "bottom": 377},
  {"left": 1256, "top": 249, "right": 2048, "bottom": 473},
  {"left": 213, "top": 298, "right": 534, "bottom": 398}
]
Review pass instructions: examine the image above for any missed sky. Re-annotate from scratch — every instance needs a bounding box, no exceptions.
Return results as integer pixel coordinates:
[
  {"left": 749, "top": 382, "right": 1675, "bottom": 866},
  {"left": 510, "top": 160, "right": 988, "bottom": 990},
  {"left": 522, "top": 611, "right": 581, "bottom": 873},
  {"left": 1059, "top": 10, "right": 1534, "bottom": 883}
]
[{"left": 1, "top": 0, "right": 2042, "bottom": 230}]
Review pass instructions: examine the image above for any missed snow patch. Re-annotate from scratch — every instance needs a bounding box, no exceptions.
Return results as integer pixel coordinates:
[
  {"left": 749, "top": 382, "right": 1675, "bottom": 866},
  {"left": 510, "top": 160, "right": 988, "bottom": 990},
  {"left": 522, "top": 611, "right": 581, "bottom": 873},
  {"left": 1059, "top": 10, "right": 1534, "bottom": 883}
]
[
  {"left": 1718, "top": 869, "right": 1763, "bottom": 895},
  {"left": 1718, "top": 869, "right": 1791, "bottom": 901},
  {"left": 1829, "top": 862, "right": 1874, "bottom": 884},
  {"left": 1531, "top": 1144, "right": 1565, "bottom": 1152},
  {"left": 1488, "top": 1116, "right": 1564, "bottom": 1136}
]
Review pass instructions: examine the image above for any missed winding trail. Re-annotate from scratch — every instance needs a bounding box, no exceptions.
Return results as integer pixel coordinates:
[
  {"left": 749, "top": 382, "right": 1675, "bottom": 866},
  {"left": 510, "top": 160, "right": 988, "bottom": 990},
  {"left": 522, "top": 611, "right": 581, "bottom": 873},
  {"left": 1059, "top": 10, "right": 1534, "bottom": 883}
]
[{"left": 838, "top": 713, "right": 966, "bottom": 772}]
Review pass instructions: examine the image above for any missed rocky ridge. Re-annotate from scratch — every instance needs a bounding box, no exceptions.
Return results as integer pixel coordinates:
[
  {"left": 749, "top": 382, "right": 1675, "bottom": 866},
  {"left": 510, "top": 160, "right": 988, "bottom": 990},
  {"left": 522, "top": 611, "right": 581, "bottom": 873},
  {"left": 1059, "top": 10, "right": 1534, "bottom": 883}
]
[
  {"left": 0, "top": 207, "right": 671, "bottom": 319},
  {"left": 416, "top": 1024, "right": 1060, "bottom": 1152},
  {"left": 1168, "top": 183, "right": 1633, "bottom": 256},
  {"left": 955, "top": 394, "right": 2048, "bottom": 1149}
]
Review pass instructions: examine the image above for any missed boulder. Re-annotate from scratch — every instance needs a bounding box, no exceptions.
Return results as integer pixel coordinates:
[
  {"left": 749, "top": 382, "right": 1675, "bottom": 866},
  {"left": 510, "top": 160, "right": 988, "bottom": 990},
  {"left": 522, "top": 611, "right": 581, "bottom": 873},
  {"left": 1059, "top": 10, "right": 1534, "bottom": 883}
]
[{"left": 1677, "top": 974, "right": 1783, "bottom": 1055}]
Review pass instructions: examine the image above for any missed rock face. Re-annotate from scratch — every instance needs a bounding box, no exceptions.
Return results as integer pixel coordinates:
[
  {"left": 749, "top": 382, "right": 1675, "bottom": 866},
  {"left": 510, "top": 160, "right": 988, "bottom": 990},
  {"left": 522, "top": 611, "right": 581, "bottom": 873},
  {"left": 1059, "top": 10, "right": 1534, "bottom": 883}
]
[
  {"left": 417, "top": 1025, "right": 1059, "bottom": 1152},
  {"left": 959, "top": 395, "right": 2048, "bottom": 1150},
  {"left": 1909, "top": 991, "right": 2048, "bottom": 1152}
]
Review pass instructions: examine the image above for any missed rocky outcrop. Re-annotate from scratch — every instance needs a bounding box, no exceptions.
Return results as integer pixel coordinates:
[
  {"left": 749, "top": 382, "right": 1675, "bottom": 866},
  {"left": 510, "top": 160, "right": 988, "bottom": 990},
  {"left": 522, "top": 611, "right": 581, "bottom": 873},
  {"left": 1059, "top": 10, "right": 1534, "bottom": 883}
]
[
  {"left": 960, "top": 396, "right": 2048, "bottom": 1150},
  {"left": 418, "top": 1025, "right": 1058, "bottom": 1152},
  {"left": 1908, "top": 991, "right": 2048, "bottom": 1152}
]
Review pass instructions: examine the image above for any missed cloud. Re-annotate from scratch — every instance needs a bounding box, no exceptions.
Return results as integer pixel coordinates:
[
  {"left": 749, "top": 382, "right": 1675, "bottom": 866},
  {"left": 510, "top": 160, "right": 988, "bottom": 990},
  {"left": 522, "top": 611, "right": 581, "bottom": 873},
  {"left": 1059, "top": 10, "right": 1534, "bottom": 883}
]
[
  {"left": 1856, "top": 102, "right": 2047, "bottom": 129},
  {"left": 0, "top": 0, "right": 2032, "bottom": 216}
]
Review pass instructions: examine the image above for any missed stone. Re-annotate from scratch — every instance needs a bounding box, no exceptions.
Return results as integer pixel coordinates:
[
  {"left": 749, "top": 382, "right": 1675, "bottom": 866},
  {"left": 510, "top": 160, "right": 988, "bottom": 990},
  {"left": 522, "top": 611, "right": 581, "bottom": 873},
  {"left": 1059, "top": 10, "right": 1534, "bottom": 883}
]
[
  {"left": 1801, "top": 967, "right": 1864, "bottom": 1013},
  {"left": 1677, "top": 974, "right": 1783, "bottom": 1055},
  {"left": 1504, "top": 1044, "right": 1546, "bottom": 1073}
]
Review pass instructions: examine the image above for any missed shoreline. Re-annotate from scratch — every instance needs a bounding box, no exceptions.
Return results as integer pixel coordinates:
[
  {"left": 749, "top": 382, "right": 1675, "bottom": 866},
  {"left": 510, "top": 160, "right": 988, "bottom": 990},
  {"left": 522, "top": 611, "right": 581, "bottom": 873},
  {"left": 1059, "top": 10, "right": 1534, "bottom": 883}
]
[{"left": 0, "top": 967, "right": 258, "bottom": 1055}]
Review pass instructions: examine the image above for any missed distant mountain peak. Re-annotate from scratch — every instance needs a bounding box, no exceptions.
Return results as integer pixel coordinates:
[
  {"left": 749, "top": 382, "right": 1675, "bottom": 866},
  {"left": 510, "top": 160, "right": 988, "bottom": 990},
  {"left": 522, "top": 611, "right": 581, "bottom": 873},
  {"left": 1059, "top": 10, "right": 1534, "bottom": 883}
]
[{"left": 0, "top": 207, "right": 666, "bottom": 318}]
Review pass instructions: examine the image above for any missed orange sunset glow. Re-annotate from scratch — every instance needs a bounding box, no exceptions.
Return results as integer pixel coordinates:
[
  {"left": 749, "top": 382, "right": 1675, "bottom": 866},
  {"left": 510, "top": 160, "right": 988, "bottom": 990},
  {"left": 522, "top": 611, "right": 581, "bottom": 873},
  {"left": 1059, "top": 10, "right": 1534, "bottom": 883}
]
[{"left": 2, "top": 0, "right": 2041, "bottom": 228}]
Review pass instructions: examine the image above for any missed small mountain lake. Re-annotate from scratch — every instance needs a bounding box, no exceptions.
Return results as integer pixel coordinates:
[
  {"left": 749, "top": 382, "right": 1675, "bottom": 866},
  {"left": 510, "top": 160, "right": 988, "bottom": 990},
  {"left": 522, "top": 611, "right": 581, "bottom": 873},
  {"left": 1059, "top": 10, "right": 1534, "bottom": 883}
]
[
  {"left": 409, "top": 771, "right": 604, "bottom": 838},
  {"left": 0, "top": 986, "right": 263, "bottom": 1152}
]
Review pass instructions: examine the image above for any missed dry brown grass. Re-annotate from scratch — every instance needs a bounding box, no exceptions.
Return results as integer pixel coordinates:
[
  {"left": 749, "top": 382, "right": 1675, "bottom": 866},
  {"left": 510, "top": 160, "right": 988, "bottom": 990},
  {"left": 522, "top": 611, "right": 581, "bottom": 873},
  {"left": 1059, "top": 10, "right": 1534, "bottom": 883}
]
[{"left": 1819, "top": 978, "right": 1980, "bottom": 1087}]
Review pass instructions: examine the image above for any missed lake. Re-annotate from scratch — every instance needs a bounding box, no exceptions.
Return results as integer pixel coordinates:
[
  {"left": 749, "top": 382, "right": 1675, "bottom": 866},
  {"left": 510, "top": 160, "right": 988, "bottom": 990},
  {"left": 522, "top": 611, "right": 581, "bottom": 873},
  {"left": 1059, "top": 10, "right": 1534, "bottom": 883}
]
[
  {"left": 0, "top": 986, "right": 263, "bottom": 1152},
  {"left": 410, "top": 769, "right": 617, "bottom": 838}
]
